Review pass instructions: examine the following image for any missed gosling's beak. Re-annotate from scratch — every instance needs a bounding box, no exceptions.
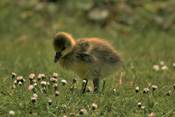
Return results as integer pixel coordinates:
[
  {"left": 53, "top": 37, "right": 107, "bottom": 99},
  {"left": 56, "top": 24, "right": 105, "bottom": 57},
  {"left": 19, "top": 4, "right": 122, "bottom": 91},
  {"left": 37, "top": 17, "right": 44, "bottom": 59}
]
[{"left": 54, "top": 52, "right": 62, "bottom": 63}]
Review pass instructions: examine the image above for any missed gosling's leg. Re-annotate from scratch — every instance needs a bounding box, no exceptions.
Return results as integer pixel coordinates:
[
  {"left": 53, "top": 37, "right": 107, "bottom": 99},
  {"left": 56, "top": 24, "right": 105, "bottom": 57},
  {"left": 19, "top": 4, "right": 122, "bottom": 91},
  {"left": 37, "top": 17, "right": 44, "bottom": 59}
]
[
  {"left": 102, "top": 79, "right": 106, "bottom": 93},
  {"left": 93, "top": 78, "right": 99, "bottom": 93},
  {"left": 82, "top": 79, "right": 88, "bottom": 94}
]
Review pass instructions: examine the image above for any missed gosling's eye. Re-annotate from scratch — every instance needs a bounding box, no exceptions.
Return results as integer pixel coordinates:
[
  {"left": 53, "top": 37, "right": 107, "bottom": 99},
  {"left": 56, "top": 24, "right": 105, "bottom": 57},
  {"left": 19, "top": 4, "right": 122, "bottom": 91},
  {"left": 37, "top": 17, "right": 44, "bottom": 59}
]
[{"left": 62, "top": 46, "right": 66, "bottom": 50}]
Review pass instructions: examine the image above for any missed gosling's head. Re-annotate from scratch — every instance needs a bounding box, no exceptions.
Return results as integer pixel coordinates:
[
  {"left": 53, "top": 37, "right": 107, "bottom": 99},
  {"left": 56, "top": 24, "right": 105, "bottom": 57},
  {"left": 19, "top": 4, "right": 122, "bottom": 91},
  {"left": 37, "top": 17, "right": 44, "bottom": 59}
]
[{"left": 53, "top": 32, "right": 76, "bottom": 63}]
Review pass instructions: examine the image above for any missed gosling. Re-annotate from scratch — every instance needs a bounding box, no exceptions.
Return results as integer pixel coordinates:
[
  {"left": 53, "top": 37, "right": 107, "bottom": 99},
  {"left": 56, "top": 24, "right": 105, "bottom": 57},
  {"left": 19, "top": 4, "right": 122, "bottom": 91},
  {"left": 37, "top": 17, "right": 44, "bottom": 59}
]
[{"left": 53, "top": 32, "right": 124, "bottom": 93}]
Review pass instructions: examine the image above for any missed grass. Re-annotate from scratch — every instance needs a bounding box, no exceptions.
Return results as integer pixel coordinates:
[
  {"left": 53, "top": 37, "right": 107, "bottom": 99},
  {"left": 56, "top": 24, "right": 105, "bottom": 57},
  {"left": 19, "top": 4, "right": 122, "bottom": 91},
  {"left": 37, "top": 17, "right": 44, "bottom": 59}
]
[{"left": 1, "top": 1, "right": 175, "bottom": 116}]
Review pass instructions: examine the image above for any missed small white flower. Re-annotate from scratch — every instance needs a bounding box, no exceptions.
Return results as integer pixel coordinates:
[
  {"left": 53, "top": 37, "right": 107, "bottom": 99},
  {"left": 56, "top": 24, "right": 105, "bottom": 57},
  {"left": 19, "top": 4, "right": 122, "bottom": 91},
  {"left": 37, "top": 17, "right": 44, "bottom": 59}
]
[
  {"left": 38, "top": 74, "right": 42, "bottom": 80},
  {"left": 33, "top": 79, "right": 37, "bottom": 83},
  {"left": 167, "top": 91, "right": 173, "bottom": 96},
  {"left": 161, "top": 65, "right": 168, "bottom": 70},
  {"left": 48, "top": 99, "right": 52, "bottom": 105},
  {"left": 34, "top": 83, "right": 37, "bottom": 87},
  {"left": 31, "top": 97, "right": 37, "bottom": 103},
  {"left": 80, "top": 109, "right": 87, "bottom": 115},
  {"left": 92, "top": 103, "right": 98, "bottom": 110},
  {"left": 61, "top": 79, "right": 67, "bottom": 86},
  {"left": 33, "top": 93, "right": 38, "bottom": 98},
  {"left": 53, "top": 83, "right": 58, "bottom": 88},
  {"left": 40, "top": 81, "right": 47, "bottom": 85},
  {"left": 50, "top": 78, "right": 57, "bottom": 83},
  {"left": 9, "top": 110, "right": 15, "bottom": 115},
  {"left": 53, "top": 72, "right": 58, "bottom": 78},
  {"left": 38, "top": 73, "right": 45, "bottom": 80},
  {"left": 12, "top": 85, "right": 16, "bottom": 89},
  {"left": 160, "top": 61, "right": 164, "bottom": 66},
  {"left": 41, "top": 81, "right": 47, "bottom": 87},
  {"left": 135, "top": 87, "right": 139, "bottom": 93},
  {"left": 28, "top": 85, "right": 34, "bottom": 90},
  {"left": 173, "top": 63, "right": 175, "bottom": 68},
  {"left": 113, "top": 88, "right": 116, "bottom": 93},
  {"left": 12, "top": 73, "right": 16, "bottom": 79},
  {"left": 87, "top": 86, "right": 93, "bottom": 92},
  {"left": 152, "top": 85, "right": 158, "bottom": 91},
  {"left": 50, "top": 77, "right": 54, "bottom": 82},
  {"left": 14, "top": 80, "right": 17, "bottom": 84},
  {"left": 41, "top": 73, "right": 45, "bottom": 79},
  {"left": 138, "top": 102, "right": 141, "bottom": 108},
  {"left": 61, "top": 104, "right": 67, "bottom": 108},
  {"left": 143, "top": 88, "right": 149, "bottom": 93},
  {"left": 55, "top": 91, "right": 59, "bottom": 96},
  {"left": 153, "top": 65, "right": 159, "bottom": 71},
  {"left": 29, "top": 73, "right": 35, "bottom": 80},
  {"left": 17, "top": 76, "right": 23, "bottom": 81},
  {"left": 18, "top": 81, "right": 23, "bottom": 86}
]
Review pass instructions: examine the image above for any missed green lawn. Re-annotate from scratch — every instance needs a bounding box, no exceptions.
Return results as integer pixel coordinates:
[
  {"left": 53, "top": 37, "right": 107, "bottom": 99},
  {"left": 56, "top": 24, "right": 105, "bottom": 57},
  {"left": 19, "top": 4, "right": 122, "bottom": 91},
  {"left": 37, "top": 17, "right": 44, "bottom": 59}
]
[{"left": 1, "top": 1, "right": 175, "bottom": 116}]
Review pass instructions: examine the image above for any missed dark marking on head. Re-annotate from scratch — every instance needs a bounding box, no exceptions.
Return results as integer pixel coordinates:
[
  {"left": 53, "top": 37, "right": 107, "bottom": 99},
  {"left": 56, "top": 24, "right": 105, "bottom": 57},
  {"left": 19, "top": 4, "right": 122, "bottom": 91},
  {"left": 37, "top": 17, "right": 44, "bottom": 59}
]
[{"left": 54, "top": 34, "right": 68, "bottom": 48}]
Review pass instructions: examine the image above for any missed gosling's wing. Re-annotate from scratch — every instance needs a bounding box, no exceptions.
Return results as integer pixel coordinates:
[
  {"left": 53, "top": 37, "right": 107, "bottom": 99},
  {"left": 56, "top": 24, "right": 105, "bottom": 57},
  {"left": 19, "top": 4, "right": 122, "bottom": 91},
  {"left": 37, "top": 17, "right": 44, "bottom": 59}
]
[{"left": 76, "top": 53, "right": 94, "bottom": 62}]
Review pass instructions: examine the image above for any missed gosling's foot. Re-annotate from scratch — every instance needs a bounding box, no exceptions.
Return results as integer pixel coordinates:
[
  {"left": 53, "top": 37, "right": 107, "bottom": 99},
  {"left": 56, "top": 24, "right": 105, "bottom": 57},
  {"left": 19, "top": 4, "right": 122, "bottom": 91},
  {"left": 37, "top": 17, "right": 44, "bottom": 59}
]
[
  {"left": 93, "top": 78, "right": 99, "bottom": 93},
  {"left": 82, "top": 79, "right": 88, "bottom": 94}
]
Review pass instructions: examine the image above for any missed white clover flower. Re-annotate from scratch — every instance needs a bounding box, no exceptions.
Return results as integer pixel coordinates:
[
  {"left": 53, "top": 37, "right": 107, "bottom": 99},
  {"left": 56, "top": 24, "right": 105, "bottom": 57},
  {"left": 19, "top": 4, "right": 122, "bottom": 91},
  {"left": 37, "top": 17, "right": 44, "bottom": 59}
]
[
  {"left": 9, "top": 110, "right": 15, "bottom": 115},
  {"left": 161, "top": 65, "right": 168, "bottom": 70},
  {"left": 153, "top": 65, "right": 159, "bottom": 71},
  {"left": 61, "top": 79, "right": 67, "bottom": 86}
]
